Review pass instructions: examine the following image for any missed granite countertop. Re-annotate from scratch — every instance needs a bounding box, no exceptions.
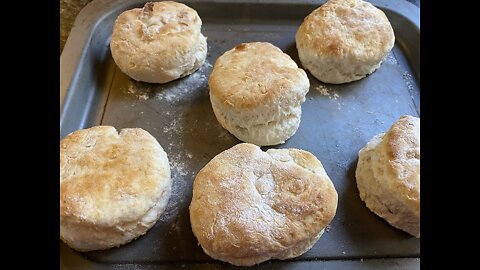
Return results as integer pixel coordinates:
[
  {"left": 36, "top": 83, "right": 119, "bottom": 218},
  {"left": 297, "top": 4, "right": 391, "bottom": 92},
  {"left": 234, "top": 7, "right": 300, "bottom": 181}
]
[
  {"left": 60, "top": 0, "right": 94, "bottom": 53},
  {"left": 60, "top": 0, "right": 420, "bottom": 53}
]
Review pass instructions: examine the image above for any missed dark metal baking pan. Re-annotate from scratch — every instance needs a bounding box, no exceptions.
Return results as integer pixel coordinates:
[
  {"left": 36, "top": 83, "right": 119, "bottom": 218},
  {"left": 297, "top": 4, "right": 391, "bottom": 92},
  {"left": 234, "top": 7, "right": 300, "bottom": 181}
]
[{"left": 60, "top": 0, "right": 420, "bottom": 269}]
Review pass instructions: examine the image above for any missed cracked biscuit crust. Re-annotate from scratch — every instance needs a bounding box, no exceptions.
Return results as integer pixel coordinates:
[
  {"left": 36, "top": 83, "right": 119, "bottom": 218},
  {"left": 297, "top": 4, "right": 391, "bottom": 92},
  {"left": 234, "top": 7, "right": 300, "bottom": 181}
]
[
  {"left": 189, "top": 143, "right": 338, "bottom": 266},
  {"left": 60, "top": 126, "right": 172, "bottom": 251}
]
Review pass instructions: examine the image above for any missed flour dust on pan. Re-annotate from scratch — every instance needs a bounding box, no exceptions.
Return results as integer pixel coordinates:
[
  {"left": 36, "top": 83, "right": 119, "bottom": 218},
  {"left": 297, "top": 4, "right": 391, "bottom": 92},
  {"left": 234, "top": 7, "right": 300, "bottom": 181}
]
[{"left": 155, "top": 60, "right": 213, "bottom": 103}]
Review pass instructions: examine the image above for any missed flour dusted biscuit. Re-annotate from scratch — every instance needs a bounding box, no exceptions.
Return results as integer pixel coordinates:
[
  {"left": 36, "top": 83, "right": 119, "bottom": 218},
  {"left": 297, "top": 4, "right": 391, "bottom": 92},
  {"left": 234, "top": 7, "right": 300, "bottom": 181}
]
[
  {"left": 356, "top": 115, "right": 420, "bottom": 237},
  {"left": 190, "top": 143, "right": 338, "bottom": 266},
  {"left": 209, "top": 42, "right": 309, "bottom": 146},
  {"left": 296, "top": 0, "right": 394, "bottom": 84},
  {"left": 60, "top": 126, "right": 172, "bottom": 251},
  {"left": 110, "top": 1, "right": 207, "bottom": 83}
]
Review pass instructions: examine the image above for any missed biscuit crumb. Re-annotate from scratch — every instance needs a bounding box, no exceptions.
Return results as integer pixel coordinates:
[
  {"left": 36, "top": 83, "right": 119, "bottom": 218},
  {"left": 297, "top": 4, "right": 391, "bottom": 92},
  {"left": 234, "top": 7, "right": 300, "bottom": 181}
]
[
  {"left": 402, "top": 71, "right": 415, "bottom": 91},
  {"left": 315, "top": 85, "right": 339, "bottom": 100},
  {"left": 127, "top": 84, "right": 149, "bottom": 101}
]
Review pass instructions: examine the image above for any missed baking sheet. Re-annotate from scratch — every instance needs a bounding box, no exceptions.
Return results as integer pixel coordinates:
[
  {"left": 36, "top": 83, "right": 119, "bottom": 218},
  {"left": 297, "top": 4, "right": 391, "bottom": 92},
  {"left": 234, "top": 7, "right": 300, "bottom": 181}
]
[{"left": 60, "top": 0, "right": 420, "bottom": 268}]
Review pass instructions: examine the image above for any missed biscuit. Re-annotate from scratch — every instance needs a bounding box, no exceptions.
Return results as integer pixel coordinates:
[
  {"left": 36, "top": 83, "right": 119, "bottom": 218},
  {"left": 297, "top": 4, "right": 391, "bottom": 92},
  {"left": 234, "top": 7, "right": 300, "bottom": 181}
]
[
  {"left": 356, "top": 115, "right": 420, "bottom": 237},
  {"left": 209, "top": 42, "right": 309, "bottom": 146},
  {"left": 110, "top": 1, "right": 207, "bottom": 83},
  {"left": 190, "top": 143, "right": 338, "bottom": 266},
  {"left": 296, "top": 0, "right": 395, "bottom": 84},
  {"left": 60, "top": 126, "right": 172, "bottom": 251}
]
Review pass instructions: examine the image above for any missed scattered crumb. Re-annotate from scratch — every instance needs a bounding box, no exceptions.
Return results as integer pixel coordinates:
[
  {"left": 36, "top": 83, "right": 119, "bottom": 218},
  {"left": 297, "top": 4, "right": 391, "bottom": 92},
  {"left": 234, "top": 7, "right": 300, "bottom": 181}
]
[
  {"left": 342, "top": 251, "right": 346, "bottom": 255},
  {"left": 325, "top": 225, "right": 331, "bottom": 232},
  {"left": 170, "top": 153, "right": 189, "bottom": 177},
  {"left": 386, "top": 52, "right": 398, "bottom": 65},
  {"left": 163, "top": 118, "right": 180, "bottom": 134},
  {"left": 315, "top": 85, "right": 339, "bottom": 100},
  {"left": 127, "top": 84, "right": 149, "bottom": 101},
  {"left": 360, "top": 258, "right": 364, "bottom": 262},
  {"left": 187, "top": 153, "right": 193, "bottom": 159},
  {"left": 316, "top": 85, "right": 329, "bottom": 96},
  {"left": 402, "top": 71, "right": 415, "bottom": 91}
]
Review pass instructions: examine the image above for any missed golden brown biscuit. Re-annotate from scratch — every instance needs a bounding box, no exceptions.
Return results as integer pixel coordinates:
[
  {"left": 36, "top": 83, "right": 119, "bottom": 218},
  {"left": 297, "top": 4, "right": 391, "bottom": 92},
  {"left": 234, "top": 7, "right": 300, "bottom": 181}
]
[
  {"left": 209, "top": 42, "right": 309, "bottom": 146},
  {"left": 60, "top": 126, "right": 172, "bottom": 251},
  {"left": 356, "top": 115, "right": 420, "bottom": 237},
  {"left": 296, "top": 0, "right": 394, "bottom": 83},
  {"left": 190, "top": 143, "right": 338, "bottom": 266},
  {"left": 110, "top": 1, "right": 207, "bottom": 83}
]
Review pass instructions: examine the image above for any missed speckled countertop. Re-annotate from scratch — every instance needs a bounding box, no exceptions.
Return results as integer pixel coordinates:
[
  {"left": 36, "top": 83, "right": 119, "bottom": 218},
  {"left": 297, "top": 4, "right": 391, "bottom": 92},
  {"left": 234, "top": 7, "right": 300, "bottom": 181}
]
[
  {"left": 60, "top": 0, "right": 94, "bottom": 52},
  {"left": 60, "top": 0, "right": 420, "bottom": 53}
]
